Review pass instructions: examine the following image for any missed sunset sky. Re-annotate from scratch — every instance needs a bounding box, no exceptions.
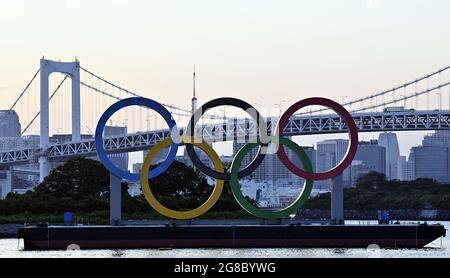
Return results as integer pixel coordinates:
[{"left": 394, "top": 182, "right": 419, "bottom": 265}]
[{"left": 1, "top": 0, "right": 450, "bottom": 161}]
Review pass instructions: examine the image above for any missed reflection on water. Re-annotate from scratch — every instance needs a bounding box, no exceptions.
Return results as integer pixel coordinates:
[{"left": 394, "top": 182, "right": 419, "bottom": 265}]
[{"left": 1, "top": 221, "right": 449, "bottom": 258}]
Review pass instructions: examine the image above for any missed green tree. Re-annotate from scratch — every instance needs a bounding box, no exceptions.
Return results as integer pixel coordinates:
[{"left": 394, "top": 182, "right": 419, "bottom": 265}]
[
  {"left": 35, "top": 157, "right": 109, "bottom": 200},
  {"left": 0, "top": 157, "right": 258, "bottom": 219},
  {"left": 356, "top": 171, "right": 386, "bottom": 191},
  {"left": 148, "top": 161, "right": 212, "bottom": 201}
]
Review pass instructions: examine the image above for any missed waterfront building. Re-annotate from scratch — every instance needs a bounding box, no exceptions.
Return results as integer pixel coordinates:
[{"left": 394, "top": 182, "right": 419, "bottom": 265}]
[
  {"left": 0, "top": 110, "right": 21, "bottom": 138},
  {"left": 350, "top": 160, "right": 375, "bottom": 186},
  {"left": 132, "top": 163, "right": 142, "bottom": 174},
  {"left": 410, "top": 146, "right": 450, "bottom": 183},
  {"left": 397, "top": 156, "right": 415, "bottom": 181},
  {"left": 232, "top": 137, "right": 299, "bottom": 182},
  {"left": 316, "top": 139, "right": 350, "bottom": 188},
  {"left": 422, "top": 130, "right": 450, "bottom": 147},
  {"left": 378, "top": 132, "right": 400, "bottom": 180},
  {"left": 143, "top": 147, "right": 169, "bottom": 166},
  {"left": 349, "top": 140, "right": 386, "bottom": 186},
  {"left": 0, "top": 170, "right": 11, "bottom": 199},
  {"left": 410, "top": 131, "right": 450, "bottom": 183}
]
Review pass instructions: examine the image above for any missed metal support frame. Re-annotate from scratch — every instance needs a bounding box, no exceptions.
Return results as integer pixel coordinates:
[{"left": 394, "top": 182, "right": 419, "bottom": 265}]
[
  {"left": 331, "top": 173, "right": 344, "bottom": 225},
  {"left": 110, "top": 173, "right": 122, "bottom": 226}
]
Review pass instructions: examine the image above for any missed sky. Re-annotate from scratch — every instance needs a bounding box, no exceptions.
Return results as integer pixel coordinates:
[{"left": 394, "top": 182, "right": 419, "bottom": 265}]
[{"left": 1, "top": 0, "right": 450, "bottom": 166}]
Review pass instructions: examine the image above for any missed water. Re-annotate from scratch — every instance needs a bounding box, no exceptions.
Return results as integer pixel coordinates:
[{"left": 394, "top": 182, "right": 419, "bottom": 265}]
[{"left": 1, "top": 221, "right": 449, "bottom": 258}]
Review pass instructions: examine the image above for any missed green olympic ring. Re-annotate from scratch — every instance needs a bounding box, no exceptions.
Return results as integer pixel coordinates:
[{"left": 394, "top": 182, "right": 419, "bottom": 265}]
[{"left": 230, "top": 136, "right": 314, "bottom": 219}]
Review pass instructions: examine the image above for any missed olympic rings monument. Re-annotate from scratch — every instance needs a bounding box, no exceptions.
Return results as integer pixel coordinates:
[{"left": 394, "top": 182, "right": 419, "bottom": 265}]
[
  {"left": 18, "top": 59, "right": 446, "bottom": 250},
  {"left": 95, "top": 96, "right": 358, "bottom": 224}
]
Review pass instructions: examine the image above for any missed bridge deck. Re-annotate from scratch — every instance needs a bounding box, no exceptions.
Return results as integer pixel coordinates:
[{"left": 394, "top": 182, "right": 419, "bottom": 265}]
[{"left": 1, "top": 110, "right": 450, "bottom": 166}]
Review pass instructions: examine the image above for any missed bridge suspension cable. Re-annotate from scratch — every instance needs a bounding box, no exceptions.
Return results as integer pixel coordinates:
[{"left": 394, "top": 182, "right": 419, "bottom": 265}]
[
  {"left": 12, "top": 63, "right": 450, "bottom": 138},
  {"left": 349, "top": 81, "right": 450, "bottom": 113},
  {"left": 9, "top": 68, "right": 40, "bottom": 111},
  {"left": 20, "top": 75, "right": 68, "bottom": 136},
  {"left": 297, "top": 65, "right": 450, "bottom": 115},
  {"left": 79, "top": 80, "right": 196, "bottom": 118},
  {"left": 80, "top": 66, "right": 224, "bottom": 120}
]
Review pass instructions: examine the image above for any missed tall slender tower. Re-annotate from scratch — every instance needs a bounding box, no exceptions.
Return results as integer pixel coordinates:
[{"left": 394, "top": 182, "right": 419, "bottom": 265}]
[
  {"left": 378, "top": 132, "right": 400, "bottom": 180},
  {"left": 191, "top": 65, "right": 198, "bottom": 114}
]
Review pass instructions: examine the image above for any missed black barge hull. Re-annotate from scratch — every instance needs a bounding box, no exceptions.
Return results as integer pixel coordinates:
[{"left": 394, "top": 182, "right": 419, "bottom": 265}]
[{"left": 18, "top": 224, "right": 446, "bottom": 250}]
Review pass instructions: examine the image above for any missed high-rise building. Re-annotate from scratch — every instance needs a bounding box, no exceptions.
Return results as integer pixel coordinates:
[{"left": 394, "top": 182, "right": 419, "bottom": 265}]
[
  {"left": 143, "top": 147, "right": 170, "bottom": 166},
  {"left": 0, "top": 110, "right": 21, "bottom": 138},
  {"left": 397, "top": 156, "right": 415, "bottom": 181},
  {"left": 409, "top": 131, "right": 450, "bottom": 183},
  {"left": 354, "top": 140, "right": 386, "bottom": 173},
  {"left": 410, "top": 146, "right": 450, "bottom": 183},
  {"left": 316, "top": 139, "right": 350, "bottom": 188},
  {"left": 290, "top": 145, "right": 316, "bottom": 184},
  {"left": 0, "top": 135, "right": 40, "bottom": 152},
  {"left": 349, "top": 140, "right": 386, "bottom": 186},
  {"left": 350, "top": 160, "right": 373, "bottom": 186},
  {"left": 0, "top": 135, "right": 40, "bottom": 196},
  {"left": 291, "top": 146, "right": 316, "bottom": 171},
  {"left": 422, "top": 130, "right": 450, "bottom": 147},
  {"left": 177, "top": 146, "right": 214, "bottom": 170},
  {"left": 132, "top": 163, "right": 143, "bottom": 174},
  {"left": 0, "top": 170, "right": 12, "bottom": 199},
  {"left": 232, "top": 138, "right": 297, "bottom": 182},
  {"left": 378, "top": 132, "right": 400, "bottom": 180},
  {"left": 0, "top": 110, "right": 21, "bottom": 198}
]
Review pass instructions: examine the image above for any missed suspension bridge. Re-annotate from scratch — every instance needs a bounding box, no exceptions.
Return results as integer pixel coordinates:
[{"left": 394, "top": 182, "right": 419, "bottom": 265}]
[{"left": 1, "top": 58, "right": 450, "bottom": 175}]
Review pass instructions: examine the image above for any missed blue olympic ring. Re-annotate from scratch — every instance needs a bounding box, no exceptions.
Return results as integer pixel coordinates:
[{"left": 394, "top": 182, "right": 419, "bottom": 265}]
[{"left": 95, "top": 97, "right": 179, "bottom": 181}]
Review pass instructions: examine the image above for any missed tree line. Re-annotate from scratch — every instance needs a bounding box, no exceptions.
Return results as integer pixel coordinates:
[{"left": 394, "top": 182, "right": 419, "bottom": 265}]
[
  {"left": 304, "top": 172, "right": 450, "bottom": 210},
  {"left": 2, "top": 159, "right": 450, "bottom": 221},
  {"left": 0, "top": 158, "right": 253, "bottom": 217}
]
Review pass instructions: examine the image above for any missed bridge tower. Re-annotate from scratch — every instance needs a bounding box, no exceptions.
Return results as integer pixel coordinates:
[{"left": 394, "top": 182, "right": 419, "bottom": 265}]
[
  {"left": 191, "top": 65, "right": 197, "bottom": 114},
  {"left": 39, "top": 58, "right": 81, "bottom": 181}
]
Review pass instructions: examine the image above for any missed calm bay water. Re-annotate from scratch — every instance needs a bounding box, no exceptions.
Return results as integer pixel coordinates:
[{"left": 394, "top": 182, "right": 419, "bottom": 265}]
[{"left": 1, "top": 221, "right": 449, "bottom": 258}]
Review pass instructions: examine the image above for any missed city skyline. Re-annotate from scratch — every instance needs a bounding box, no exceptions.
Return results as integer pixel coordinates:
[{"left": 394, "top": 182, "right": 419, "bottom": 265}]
[
  {"left": 1, "top": 0, "right": 450, "bottom": 196},
  {"left": 2, "top": 1, "right": 450, "bottom": 164},
  {"left": 0, "top": 106, "right": 445, "bottom": 168}
]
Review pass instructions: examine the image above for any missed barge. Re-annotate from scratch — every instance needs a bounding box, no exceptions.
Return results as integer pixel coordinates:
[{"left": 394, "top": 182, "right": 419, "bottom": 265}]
[{"left": 18, "top": 222, "right": 446, "bottom": 250}]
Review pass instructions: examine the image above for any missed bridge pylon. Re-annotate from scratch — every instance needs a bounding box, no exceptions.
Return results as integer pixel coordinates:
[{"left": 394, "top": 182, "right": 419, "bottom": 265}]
[{"left": 39, "top": 58, "right": 80, "bottom": 181}]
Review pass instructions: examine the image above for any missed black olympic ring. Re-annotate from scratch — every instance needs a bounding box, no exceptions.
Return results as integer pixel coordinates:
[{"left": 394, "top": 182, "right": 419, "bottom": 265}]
[{"left": 184, "top": 97, "right": 269, "bottom": 180}]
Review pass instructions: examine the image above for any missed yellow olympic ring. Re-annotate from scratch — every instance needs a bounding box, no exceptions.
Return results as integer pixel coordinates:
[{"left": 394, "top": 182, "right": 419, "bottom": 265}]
[{"left": 140, "top": 136, "right": 225, "bottom": 219}]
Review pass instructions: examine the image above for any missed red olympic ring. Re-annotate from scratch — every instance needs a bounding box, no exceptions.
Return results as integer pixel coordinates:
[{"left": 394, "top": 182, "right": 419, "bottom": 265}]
[{"left": 275, "top": 97, "right": 358, "bottom": 180}]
